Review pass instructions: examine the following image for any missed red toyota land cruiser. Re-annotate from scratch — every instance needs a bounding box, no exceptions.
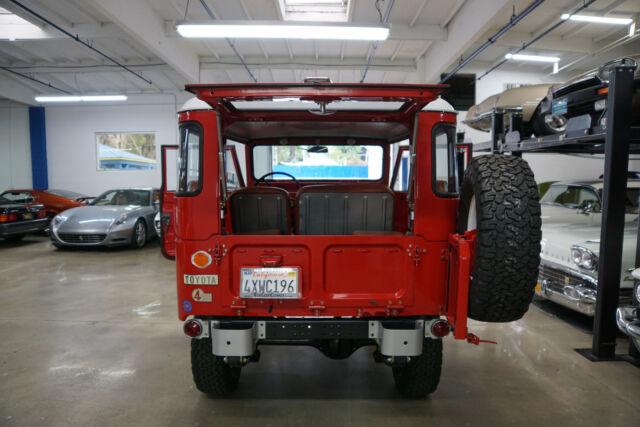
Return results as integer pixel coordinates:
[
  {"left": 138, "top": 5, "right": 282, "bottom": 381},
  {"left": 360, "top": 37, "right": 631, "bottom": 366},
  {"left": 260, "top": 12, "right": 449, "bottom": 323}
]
[{"left": 159, "top": 83, "right": 541, "bottom": 398}]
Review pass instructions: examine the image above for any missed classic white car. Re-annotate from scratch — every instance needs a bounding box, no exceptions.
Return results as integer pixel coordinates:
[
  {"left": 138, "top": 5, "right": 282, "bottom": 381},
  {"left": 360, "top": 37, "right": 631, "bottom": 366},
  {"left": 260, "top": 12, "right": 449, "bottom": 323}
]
[
  {"left": 616, "top": 268, "right": 640, "bottom": 354},
  {"left": 536, "top": 180, "right": 640, "bottom": 315}
]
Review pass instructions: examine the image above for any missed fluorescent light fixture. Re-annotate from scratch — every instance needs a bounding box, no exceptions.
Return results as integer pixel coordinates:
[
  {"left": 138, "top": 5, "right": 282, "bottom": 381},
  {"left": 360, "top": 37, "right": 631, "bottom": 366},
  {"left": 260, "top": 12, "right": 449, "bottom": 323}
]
[
  {"left": 176, "top": 22, "right": 388, "bottom": 41},
  {"left": 505, "top": 53, "right": 560, "bottom": 63},
  {"left": 561, "top": 14, "right": 633, "bottom": 25},
  {"left": 35, "top": 95, "right": 127, "bottom": 103},
  {"left": 630, "top": 21, "right": 636, "bottom": 37}
]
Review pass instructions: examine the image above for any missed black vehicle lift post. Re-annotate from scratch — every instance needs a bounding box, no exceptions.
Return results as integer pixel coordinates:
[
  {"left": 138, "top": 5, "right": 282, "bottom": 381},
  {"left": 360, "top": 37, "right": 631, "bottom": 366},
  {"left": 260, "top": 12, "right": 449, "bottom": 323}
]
[
  {"left": 577, "top": 64, "right": 636, "bottom": 361},
  {"left": 491, "top": 111, "right": 504, "bottom": 153}
]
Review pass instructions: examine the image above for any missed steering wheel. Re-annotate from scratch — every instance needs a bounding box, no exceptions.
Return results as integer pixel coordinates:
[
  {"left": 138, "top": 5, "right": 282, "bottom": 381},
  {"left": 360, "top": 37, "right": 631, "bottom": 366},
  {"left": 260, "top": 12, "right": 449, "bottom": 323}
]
[{"left": 255, "top": 171, "right": 301, "bottom": 189}]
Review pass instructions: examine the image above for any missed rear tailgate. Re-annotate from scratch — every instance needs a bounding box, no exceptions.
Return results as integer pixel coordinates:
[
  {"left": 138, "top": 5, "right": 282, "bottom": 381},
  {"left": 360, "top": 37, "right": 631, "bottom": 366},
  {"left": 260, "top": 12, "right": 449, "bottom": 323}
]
[{"left": 176, "top": 234, "right": 448, "bottom": 319}]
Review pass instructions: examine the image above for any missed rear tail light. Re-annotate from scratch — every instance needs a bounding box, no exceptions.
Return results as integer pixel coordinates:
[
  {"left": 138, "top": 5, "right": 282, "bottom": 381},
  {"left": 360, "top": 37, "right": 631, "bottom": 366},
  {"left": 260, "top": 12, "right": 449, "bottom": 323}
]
[
  {"left": 37, "top": 210, "right": 46, "bottom": 218},
  {"left": 0, "top": 213, "right": 18, "bottom": 222},
  {"left": 431, "top": 320, "right": 451, "bottom": 338},
  {"left": 183, "top": 319, "right": 203, "bottom": 338}
]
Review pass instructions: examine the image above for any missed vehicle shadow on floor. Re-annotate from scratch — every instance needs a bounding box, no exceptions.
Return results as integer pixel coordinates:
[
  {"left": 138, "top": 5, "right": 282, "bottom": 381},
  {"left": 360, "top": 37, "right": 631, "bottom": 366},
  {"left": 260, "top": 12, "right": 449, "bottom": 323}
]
[{"left": 531, "top": 299, "right": 594, "bottom": 334}]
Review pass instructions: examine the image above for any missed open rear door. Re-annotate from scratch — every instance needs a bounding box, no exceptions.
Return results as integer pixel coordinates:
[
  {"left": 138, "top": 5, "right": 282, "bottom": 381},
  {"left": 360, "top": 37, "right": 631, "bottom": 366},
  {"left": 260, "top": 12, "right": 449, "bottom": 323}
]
[{"left": 161, "top": 145, "right": 178, "bottom": 260}]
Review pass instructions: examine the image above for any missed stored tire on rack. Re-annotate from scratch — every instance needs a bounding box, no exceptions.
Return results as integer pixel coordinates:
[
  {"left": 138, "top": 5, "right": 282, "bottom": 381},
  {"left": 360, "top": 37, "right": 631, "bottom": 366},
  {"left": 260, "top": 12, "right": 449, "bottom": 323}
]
[
  {"left": 191, "top": 338, "right": 241, "bottom": 396},
  {"left": 392, "top": 338, "right": 442, "bottom": 398},
  {"left": 456, "top": 154, "right": 541, "bottom": 322}
]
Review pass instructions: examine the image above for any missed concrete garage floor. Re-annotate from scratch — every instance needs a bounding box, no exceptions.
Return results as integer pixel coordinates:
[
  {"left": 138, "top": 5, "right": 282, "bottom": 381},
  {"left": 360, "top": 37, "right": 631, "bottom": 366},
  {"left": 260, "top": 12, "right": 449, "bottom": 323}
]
[{"left": 1, "top": 236, "right": 639, "bottom": 427}]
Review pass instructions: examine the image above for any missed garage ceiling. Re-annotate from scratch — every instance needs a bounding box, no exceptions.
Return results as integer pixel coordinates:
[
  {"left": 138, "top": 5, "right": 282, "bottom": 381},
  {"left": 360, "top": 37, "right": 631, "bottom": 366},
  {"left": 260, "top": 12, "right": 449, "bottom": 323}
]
[{"left": 0, "top": 0, "right": 639, "bottom": 105}]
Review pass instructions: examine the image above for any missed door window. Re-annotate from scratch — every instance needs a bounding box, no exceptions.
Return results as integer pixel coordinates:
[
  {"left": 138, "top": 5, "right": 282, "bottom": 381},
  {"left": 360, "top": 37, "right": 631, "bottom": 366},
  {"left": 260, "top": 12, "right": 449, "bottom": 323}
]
[{"left": 432, "top": 124, "right": 459, "bottom": 196}]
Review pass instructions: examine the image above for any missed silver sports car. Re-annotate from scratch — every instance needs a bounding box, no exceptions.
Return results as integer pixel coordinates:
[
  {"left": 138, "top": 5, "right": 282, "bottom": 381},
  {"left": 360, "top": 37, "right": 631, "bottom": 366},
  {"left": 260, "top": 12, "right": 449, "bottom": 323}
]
[{"left": 50, "top": 188, "right": 159, "bottom": 248}]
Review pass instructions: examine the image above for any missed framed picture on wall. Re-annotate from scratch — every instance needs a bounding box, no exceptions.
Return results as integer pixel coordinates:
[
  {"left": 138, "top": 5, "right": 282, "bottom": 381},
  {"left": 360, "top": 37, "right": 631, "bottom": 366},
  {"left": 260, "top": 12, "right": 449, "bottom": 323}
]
[{"left": 96, "top": 132, "right": 157, "bottom": 171}]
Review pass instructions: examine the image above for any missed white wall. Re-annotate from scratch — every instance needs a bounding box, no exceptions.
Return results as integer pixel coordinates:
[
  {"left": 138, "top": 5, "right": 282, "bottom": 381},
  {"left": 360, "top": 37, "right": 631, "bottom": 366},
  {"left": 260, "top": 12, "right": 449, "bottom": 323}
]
[
  {"left": 45, "top": 99, "right": 178, "bottom": 196},
  {"left": 454, "top": 66, "right": 640, "bottom": 182},
  {"left": 0, "top": 100, "right": 32, "bottom": 192}
]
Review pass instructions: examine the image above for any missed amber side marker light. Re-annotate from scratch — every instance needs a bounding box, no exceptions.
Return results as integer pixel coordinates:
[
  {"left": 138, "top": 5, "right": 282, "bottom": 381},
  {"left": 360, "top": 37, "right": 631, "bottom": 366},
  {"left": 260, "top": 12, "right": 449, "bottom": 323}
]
[
  {"left": 183, "top": 320, "right": 203, "bottom": 338},
  {"left": 191, "top": 251, "right": 212, "bottom": 268},
  {"left": 597, "top": 87, "right": 609, "bottom": 95},
  {"left": 431, "top": 320, "right": 451, "bottom": 338}
]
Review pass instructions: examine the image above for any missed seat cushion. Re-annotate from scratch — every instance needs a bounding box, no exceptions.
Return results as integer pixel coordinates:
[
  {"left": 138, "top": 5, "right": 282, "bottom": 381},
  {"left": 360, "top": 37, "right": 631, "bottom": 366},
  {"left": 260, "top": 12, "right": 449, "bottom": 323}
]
[
  {"left": 296, "top": 183, "right": 395, "bottom": 235},
  {"left": 229, "top": 187, "right": 291, "bottom": 234}
]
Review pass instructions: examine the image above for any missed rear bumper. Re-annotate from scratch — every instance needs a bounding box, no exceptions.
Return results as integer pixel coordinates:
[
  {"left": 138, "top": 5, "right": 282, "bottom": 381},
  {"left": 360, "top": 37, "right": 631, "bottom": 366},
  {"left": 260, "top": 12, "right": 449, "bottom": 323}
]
[
  {"left": 616, "top": 306, "right": 640, "bottom": 352},
  {"left": 536, "top": 261, "right": 633, "bottom": 316},
  {"left": 190, "top": 318, "right": 442, "bottom": 358},
  {"left": 0, "top": 218, "right": 48, "bottom": 237}
]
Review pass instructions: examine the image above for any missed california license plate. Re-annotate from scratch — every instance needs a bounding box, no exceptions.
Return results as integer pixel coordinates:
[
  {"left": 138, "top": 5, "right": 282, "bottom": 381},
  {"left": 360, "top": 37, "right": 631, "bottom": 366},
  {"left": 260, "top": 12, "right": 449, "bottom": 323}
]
[
  {"left": 552, "top": 98, "right": 568, "bottom": 115},
  {"left": 240, "top": 267, "right": 300, "bottom": 299}
]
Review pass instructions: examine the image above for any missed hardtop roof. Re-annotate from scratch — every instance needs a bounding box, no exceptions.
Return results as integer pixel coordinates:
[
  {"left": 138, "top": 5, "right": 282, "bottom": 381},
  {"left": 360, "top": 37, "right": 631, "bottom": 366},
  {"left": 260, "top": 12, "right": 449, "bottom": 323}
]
[{"left": 184, "top": 83, "right": 450, "bottom": 143}]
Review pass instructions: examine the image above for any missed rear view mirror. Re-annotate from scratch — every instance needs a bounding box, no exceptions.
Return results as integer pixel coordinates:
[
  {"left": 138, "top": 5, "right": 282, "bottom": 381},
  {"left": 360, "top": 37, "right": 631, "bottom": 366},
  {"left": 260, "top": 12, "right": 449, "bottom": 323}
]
[{"left": 307, "top": 145, "right": 328, "bottom": 153}]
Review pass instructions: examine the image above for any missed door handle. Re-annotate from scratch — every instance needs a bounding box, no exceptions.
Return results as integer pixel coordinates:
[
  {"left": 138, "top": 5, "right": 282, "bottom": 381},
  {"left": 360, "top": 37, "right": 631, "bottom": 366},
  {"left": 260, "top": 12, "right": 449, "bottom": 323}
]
[{"left": 260, "top": 256, "right": 282, "bottom": 267}]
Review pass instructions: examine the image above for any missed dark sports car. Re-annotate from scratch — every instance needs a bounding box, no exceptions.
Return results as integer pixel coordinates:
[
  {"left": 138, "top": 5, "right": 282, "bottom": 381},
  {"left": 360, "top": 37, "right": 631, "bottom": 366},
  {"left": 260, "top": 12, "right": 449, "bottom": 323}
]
[
  {"left": 0, "top": 195, "right": 48, "bottom": 241},
  {"left": 539, "top": 55, "right": 640, "bottom": 132}
]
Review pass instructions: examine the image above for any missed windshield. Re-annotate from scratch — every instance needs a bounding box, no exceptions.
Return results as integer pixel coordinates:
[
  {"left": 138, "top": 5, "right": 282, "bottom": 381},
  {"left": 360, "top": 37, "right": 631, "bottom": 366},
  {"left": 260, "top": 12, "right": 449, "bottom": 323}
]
[
  {"left": 46, "top": 189, "right": 86, "bottom": 199},
  {"left": 253, "top": 145, "right": 384, "bottom": 181},
  {"left": 541, "top": 184, "right": 640, "bottom": 214},
  {"left": 92, "top": 189, "right": 150, "bottom": 206}
]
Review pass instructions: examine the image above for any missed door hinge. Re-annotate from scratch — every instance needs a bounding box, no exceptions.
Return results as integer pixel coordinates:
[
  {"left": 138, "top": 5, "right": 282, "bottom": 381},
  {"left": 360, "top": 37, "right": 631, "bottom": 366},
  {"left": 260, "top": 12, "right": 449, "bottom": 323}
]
[
  {"left": 407, "top": 244, "right": 426, "bottom": 266},
  {"left": 212, "top": 244, "right": 228, "bottom": 266}
]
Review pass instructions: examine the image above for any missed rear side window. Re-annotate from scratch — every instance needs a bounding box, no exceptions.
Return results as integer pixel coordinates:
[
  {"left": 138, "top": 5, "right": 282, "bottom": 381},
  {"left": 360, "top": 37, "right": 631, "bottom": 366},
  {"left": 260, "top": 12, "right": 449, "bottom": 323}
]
[
  {"left": 1, "top": 191, "right": 34, "bottom": 203},
  {"left": 432, "top": 124, "right": 459, "bottom": 196},
  {"left": 177, "top": 123, "right": 202, "bottom": 196}
]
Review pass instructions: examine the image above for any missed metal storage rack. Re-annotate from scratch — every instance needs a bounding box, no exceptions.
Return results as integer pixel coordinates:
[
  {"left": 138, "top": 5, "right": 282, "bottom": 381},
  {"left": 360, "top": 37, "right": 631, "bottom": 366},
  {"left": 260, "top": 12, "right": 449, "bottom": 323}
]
[{"left": 473, "top": 64, "right": 640, "bottom": 365}]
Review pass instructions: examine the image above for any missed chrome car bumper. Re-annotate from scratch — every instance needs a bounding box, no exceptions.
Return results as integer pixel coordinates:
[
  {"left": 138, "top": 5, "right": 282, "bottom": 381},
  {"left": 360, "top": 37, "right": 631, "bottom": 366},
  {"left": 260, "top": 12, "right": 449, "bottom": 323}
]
[
  {"left": 616, "top": 306, "right": 640, "bottom": 352},
  {"left": 536, "top": 261, "right": 633, "bottom": 316},
  {"left": 50, "top": 227, "right": 133, "bottom": 247}
]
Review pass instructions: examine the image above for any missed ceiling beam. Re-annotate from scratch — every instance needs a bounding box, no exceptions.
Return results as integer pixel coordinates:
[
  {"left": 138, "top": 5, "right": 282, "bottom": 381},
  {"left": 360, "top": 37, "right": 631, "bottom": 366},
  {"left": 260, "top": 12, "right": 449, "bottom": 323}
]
[
  {"left": 200, "top": 56, "right": 416, "bottom": 72},
  {"left": 0, "top": 72, "right": 39, "bottom": 105},
  {"left": 419, "top": 0, "right": 511, "bottom": 83},
  {"left": 87, "top": 0, "right": 199, "bottom": 82}
]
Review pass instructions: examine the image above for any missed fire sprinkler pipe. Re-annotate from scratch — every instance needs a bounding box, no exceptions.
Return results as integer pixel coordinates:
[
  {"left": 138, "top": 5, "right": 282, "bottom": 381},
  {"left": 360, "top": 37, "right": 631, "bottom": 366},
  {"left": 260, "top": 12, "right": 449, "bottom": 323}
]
[
  {"left": 198, "top": 0, "right": 258, "bottom": 83},
  {"left": 0, "top": 66, "right": 71, "bottom": 94},
  {"left": 7, "top": 0, "right": 153, "bottom": 86},
  {"left": 439, "top": 0, "right": 546, "bottom": 84},
  {"left": 477, "top": 0, "right": 598, "bottom": 80}
]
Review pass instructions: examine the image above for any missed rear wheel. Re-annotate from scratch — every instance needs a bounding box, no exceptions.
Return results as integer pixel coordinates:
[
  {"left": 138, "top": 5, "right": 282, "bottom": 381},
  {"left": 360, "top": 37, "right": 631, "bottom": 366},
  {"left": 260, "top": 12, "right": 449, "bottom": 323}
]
[
  {"left": 130, "top": 219, "right": 146, "bottom": 249},
  {"left": 191, "top": 338, "right": 241, "bottom": 396},
  {"left": 392, "top": 338, "right": 442, "bottom": 398},
  {"left": 457, "top": 154, "right": 541, "bottom": 322}
]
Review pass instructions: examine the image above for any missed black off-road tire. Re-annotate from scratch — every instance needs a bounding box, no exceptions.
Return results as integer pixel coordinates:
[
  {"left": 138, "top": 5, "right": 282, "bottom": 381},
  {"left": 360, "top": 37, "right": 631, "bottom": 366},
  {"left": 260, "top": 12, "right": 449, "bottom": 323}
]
[
  {"left": 191, "top": 338, "right": 241, "bottom": 396},
  {"left": 456, "top": 154, "right": 541, "bottom": 323},
  {"left": 392, "top": 338, "right": 442, "bottom": 398}
]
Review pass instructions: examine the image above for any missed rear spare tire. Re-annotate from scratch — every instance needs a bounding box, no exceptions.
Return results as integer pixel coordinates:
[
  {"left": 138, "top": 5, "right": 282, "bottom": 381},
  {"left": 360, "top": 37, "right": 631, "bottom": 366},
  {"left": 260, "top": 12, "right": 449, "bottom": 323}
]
[
  {"left": 191, "top": 338, "right": 241, "bottom": 396},
  {"left": 456, "top": 154, "right": 541, "bottom": 322}
]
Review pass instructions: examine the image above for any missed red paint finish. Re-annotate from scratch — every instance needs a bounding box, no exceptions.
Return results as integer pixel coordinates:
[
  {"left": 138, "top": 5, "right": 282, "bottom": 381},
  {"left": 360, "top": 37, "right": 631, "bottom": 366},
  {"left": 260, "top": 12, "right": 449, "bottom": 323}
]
[{"left": 171, "top": 84, "right": 470, "bottom": 342}]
